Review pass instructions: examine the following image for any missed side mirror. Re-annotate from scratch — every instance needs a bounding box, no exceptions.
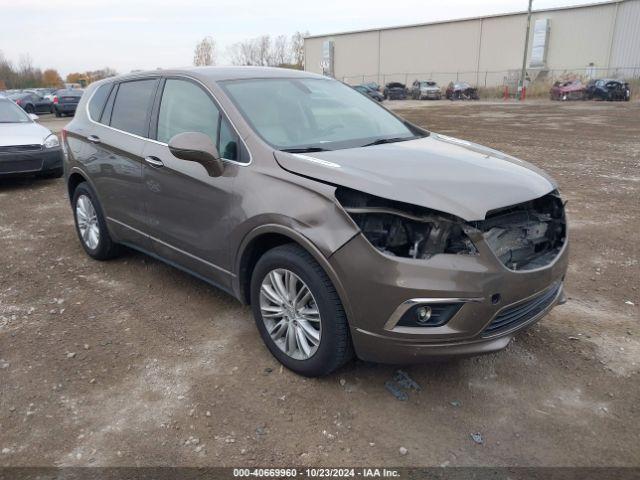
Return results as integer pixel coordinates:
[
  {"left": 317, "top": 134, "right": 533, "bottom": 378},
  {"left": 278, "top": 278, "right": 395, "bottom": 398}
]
[
  {"left": 168, "top": 132, "right": 224, "bottom": 177},
  {"left": 29, "top": 113, "right": 39, "bottom": 121}
]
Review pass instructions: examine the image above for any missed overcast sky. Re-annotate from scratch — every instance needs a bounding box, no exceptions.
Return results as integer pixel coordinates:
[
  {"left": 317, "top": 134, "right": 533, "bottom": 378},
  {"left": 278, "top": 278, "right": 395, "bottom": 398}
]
[{"left": 1, "top": 0, "right": 601, "bottom": 76}]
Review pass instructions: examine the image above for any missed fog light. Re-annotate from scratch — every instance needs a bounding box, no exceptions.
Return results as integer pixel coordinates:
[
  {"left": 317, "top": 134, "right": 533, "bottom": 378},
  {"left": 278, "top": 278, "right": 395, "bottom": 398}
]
[{"left": 416, "top": 306, "right": 432, "bottom": 324}]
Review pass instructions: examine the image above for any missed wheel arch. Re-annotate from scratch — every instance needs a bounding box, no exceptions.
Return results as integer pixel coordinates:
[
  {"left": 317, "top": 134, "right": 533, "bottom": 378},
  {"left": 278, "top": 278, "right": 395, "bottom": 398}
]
[
  {"left": 233, "top": 225, "right": 354, "bottom": 326},
  {"left": 67, "top": 170, "right": 88, "bottom": 204}
]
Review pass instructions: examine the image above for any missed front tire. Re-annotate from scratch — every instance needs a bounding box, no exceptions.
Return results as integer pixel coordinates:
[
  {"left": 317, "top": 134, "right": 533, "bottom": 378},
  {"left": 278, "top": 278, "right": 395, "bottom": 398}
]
[
  {"left": 72, "top": 182, "right": 120, "bottom": 260},
  {"left": 250, "top": 244, "right": 353, "bottom": 376}
]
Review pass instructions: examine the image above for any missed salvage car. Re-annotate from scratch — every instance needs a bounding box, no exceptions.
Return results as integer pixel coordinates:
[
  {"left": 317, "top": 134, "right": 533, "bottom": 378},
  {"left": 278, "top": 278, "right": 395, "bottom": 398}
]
[
  {"left": 63, "top": 67, "right": 568, "bottom": 376},
  {"left": 383, "top": 82, "right": 408, "bottom": 100},
  {"left": 550, "top": 80, "right": 586, "bottom": 100},
  {"left": 411, "top": 80, "right": 442, "bottom": 100},
  {"left": 353, "top": 84, "right": 384, "bottom": 102},
  {"left": 445, "top": 81, "right": 479, "bottom": 100},
  {"left": 0, "top": 98, "right": 63, "bottom": 178},
  {"left": 585, "top": 78, "right": 631, "bottom": 101},
  {"left": 362, "top": 82, "right": 381, "bottom": 92}
]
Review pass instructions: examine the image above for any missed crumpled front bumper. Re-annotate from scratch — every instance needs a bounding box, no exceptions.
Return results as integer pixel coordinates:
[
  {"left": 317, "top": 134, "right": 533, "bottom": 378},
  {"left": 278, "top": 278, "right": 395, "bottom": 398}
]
[{"left": 329, "top": 232, "right": 569, "bottom": 364}]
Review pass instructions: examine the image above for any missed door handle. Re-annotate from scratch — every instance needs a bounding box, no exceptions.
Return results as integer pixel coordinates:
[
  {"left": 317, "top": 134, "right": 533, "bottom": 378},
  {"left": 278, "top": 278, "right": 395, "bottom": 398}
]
[
  {"left": 145, "top": 156, "right": 164, "bottom": 167},
  {"left": 87, "top": 135, "right": 101, "bottom": 144}
]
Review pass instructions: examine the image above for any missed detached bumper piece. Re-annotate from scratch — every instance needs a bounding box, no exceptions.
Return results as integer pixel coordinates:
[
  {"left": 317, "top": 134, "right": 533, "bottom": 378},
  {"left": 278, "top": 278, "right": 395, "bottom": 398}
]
[{"left": 482, "top": 282, "right": 562, "bottom": 336}]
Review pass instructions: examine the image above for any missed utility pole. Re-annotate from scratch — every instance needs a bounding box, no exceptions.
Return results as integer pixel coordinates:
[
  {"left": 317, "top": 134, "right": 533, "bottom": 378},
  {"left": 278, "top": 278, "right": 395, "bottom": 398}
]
[{"left": 519, "top": 0, "right": 533, "bottom": 101}]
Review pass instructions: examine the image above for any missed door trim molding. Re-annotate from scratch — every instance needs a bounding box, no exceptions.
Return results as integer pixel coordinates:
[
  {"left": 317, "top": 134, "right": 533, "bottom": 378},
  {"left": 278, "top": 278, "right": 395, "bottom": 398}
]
[{"left": 107, "top": 217, "right": 235, "bottom": 278}]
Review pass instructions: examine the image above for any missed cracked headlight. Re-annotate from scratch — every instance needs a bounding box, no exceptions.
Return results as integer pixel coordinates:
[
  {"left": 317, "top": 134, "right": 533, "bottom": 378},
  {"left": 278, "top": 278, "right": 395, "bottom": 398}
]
[
  {"left": 43, "top": 134, "right": 60, "bottom": 149},
  {"left": 336, "top": 187, "right": 477, "bottom": 259}
]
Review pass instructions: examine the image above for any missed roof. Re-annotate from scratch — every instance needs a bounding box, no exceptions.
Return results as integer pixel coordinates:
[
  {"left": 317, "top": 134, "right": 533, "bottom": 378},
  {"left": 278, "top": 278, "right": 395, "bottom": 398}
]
[
  {"left": 105, "top": 66, "right": 322, "bottom": 84},
  {"left": 304, "top": 0, "right": 623, "bottom": 39}
]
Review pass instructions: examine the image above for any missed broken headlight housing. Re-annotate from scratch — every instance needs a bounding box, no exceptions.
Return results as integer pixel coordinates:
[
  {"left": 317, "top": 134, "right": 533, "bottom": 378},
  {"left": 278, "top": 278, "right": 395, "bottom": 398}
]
[{"left": 336, "top": 187, "right": 477, "bottom": 259}]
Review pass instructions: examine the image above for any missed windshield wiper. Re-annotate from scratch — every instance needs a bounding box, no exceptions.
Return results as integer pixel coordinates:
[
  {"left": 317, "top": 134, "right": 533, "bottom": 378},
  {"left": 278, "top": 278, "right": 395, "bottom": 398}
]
[
  {"left": 361, "top": 136, "right": 417, "bottom": 147},
  {"left": 280, "top": 146, "right": 331, "bottom": 153}
]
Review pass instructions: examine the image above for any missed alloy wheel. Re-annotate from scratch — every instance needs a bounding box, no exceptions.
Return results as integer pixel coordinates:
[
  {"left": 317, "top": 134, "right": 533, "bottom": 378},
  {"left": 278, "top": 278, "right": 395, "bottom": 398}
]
[
  {"left": 259, "top": 268, "right": 322, "bottom": 360},
  {"left": 76, "top": 194, "right": 100, "bottom": 250}
]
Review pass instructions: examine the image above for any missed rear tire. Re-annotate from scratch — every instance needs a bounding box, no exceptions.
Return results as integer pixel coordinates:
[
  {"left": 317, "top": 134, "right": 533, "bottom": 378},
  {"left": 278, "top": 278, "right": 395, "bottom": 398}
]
[
  {"left": 72, "top": 182, "right": 121, "bottom": 260},
  {"left": 250, "top": 244, "right": 353, "bottom": 377},
  {"left": 25, "top": 105, "right": 35, "bottom": 114}
]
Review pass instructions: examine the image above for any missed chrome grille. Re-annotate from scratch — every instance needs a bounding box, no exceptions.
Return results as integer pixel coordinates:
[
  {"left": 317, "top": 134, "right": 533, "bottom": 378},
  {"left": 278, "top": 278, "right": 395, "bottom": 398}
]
[{"left": 0, "top": 144, "right": 42, "bottom": 154}]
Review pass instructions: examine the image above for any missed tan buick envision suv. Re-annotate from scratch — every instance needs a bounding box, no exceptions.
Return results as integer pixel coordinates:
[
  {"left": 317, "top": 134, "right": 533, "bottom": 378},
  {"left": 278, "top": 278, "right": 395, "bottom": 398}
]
[{"left": 63, "top": 67, "right": 568, "bottom": 376}]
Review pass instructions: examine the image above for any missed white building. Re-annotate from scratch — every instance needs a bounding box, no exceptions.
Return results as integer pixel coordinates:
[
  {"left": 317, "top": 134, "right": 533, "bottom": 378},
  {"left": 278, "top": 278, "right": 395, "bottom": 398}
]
[{"left": 304, "top": 0, "right": 640, "bottom": 87}]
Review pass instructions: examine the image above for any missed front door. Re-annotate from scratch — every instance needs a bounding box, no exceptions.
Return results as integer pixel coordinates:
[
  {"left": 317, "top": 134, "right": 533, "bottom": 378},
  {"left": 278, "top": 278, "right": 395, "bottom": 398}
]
[{"left": 141, "top": 78, "right": 243, "bottom": 291}]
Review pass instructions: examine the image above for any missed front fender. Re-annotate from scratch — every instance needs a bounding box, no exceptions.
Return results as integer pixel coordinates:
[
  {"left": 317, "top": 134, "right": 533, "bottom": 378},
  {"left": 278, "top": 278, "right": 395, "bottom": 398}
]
[{"left": 231, "top": 223, "right": 356, "bottom": 325}]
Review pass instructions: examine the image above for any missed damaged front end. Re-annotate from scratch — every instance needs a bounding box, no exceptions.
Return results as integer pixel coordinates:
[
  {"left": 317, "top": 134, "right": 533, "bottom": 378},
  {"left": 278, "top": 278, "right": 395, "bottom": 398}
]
[
  {"left": 335, "top": 187, "right": 478, "bottom": 260},
  {"left": 472, "top": 191, "right": 566, "bottom": 271},
  {"left": 336, "top": 187, "right": 566, "bottom": 270}
]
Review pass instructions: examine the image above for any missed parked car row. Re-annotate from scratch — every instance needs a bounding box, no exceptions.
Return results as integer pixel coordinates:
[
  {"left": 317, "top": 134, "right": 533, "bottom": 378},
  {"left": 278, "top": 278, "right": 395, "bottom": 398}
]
[
  {"left": 550, "top": 79, "right": 631, "bottom": 101},
  {"left": 0, "top": 88, "right": 84, "bottom": 116},
  {"left": 353, "top": 80, "right": 481, "bottom": 101}
]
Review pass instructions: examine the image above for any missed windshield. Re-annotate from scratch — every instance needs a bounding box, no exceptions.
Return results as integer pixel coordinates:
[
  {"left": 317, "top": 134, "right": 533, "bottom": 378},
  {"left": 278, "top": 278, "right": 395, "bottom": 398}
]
[
  {"left": 0, "top": 100, "right": 30, "bottom": 123},
  {"left": 221, "top": 78, "right": 423, "bottom": 151}
]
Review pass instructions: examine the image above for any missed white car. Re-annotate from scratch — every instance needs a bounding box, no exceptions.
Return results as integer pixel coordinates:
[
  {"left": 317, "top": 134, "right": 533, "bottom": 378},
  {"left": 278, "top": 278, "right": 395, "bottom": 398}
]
[{"left": 0, "top": 98, "right": 63, "bottom": 178}]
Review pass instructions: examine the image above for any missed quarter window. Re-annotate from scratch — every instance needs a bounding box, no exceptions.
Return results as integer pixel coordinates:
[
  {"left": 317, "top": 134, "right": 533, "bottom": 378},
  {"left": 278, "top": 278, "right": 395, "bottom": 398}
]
[
  {"left": 157, "top": 79, "right": 219, "bottom": 145},
  {"left": 218, "top": 117, "right": 238, "bottom": 161},
  {"left": 110, "top": 79, "right": 157, "bottom": 137},
  {"left": 89, "top": 83, "right": 111, "bottom": 121},
  {"left": 88, "top": 84, "right": 112, "bottom": 121}
]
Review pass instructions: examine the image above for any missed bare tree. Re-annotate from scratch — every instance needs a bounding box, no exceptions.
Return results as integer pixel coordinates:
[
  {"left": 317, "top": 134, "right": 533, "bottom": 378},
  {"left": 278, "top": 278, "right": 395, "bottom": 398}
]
[
  {"left": 290, "top": 31, "right": 309, "bottom": 68},
  {"left": 193, "top": 36, "right": 217, "bottom": 66},
  {"left": 16, "top": 54, "right": 42, "bottom": 88},
  {"left": 272, "top": 35, "right": 290, "bottom": 66},
  {"left": 226, "top": 31, "right": 309, "bottom": 69},
  {"left": 227, "top": 40, "right": 254, "bottom": 66}
]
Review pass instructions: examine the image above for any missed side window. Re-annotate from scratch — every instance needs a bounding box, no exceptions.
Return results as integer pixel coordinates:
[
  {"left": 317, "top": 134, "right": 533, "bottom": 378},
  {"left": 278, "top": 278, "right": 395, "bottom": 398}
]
[
  {"left": 88, "top": 84, "right": 112, "bottom": 121},
  {"left": 100, "top": 85, "right": 117, "bottom": 124},
  {"left": 218, "top": 117, "right": 238, "bottom": 161},
  {"left": 110, "top": 79, "right": 157, "bottom": 137},
  {"left": 157, "top": 79, "right": 219, "bottom": 145}
]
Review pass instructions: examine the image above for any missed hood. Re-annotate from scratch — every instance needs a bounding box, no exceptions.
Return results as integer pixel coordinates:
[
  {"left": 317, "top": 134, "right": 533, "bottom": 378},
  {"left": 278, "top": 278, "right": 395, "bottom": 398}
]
[
  {"left": 0, "top": 122, "right": 52, "bottom": 147},
  {"left": 421, "top": 86, "right": 440, "bottom": 92},
  {"left": 274, "top": 134, "right": 556, "bottom": 221}
]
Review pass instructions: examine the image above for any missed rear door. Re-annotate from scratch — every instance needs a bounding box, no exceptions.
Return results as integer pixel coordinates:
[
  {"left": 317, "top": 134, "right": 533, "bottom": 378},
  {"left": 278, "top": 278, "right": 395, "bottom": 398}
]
[
  {"left": 141, "top": 77, "right": 243, "bottom": 290},
  {"left": 82, "top": 78, "right": 159, "bottom": 247},
  {"left": 30, "top": 94, "right": 51, "bottom": 113}
]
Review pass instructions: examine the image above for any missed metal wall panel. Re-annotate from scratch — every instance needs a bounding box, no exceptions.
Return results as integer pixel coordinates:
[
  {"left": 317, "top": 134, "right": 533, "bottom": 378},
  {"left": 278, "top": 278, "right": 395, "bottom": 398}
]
[
  {"left": 610, "top": 0, "right": 640, "bottom": 69},
  {"left": 304, "top": 1, "right": 638, "bottom": 86},
  {"left": 529, "top": 3, "right": 616, "bottom": 70}
]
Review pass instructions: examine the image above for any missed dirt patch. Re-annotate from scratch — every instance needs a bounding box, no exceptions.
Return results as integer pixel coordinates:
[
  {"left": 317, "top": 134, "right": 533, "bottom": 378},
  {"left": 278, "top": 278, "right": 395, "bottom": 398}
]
[{"left": 0, "top": 101, "right": 638, "bottom": 467}]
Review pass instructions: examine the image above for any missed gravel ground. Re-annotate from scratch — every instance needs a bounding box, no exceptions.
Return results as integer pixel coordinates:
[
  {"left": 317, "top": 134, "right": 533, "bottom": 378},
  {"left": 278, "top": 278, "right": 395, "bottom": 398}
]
[{"left": 0, "top": 101, "right": 638, "bottom": 467}]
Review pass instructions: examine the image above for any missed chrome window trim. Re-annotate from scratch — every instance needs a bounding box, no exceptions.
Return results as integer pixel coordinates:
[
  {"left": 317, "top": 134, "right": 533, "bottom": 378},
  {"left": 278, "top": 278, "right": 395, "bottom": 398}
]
[
  {"left": 84, "top": 74, "right": 252, "bottom": 166},
  {"left": 384, "top": 297, "right": 485, "bottom": 331},
  {"left": 107, "top": 217, "right": 235, "bottom": 277}
]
